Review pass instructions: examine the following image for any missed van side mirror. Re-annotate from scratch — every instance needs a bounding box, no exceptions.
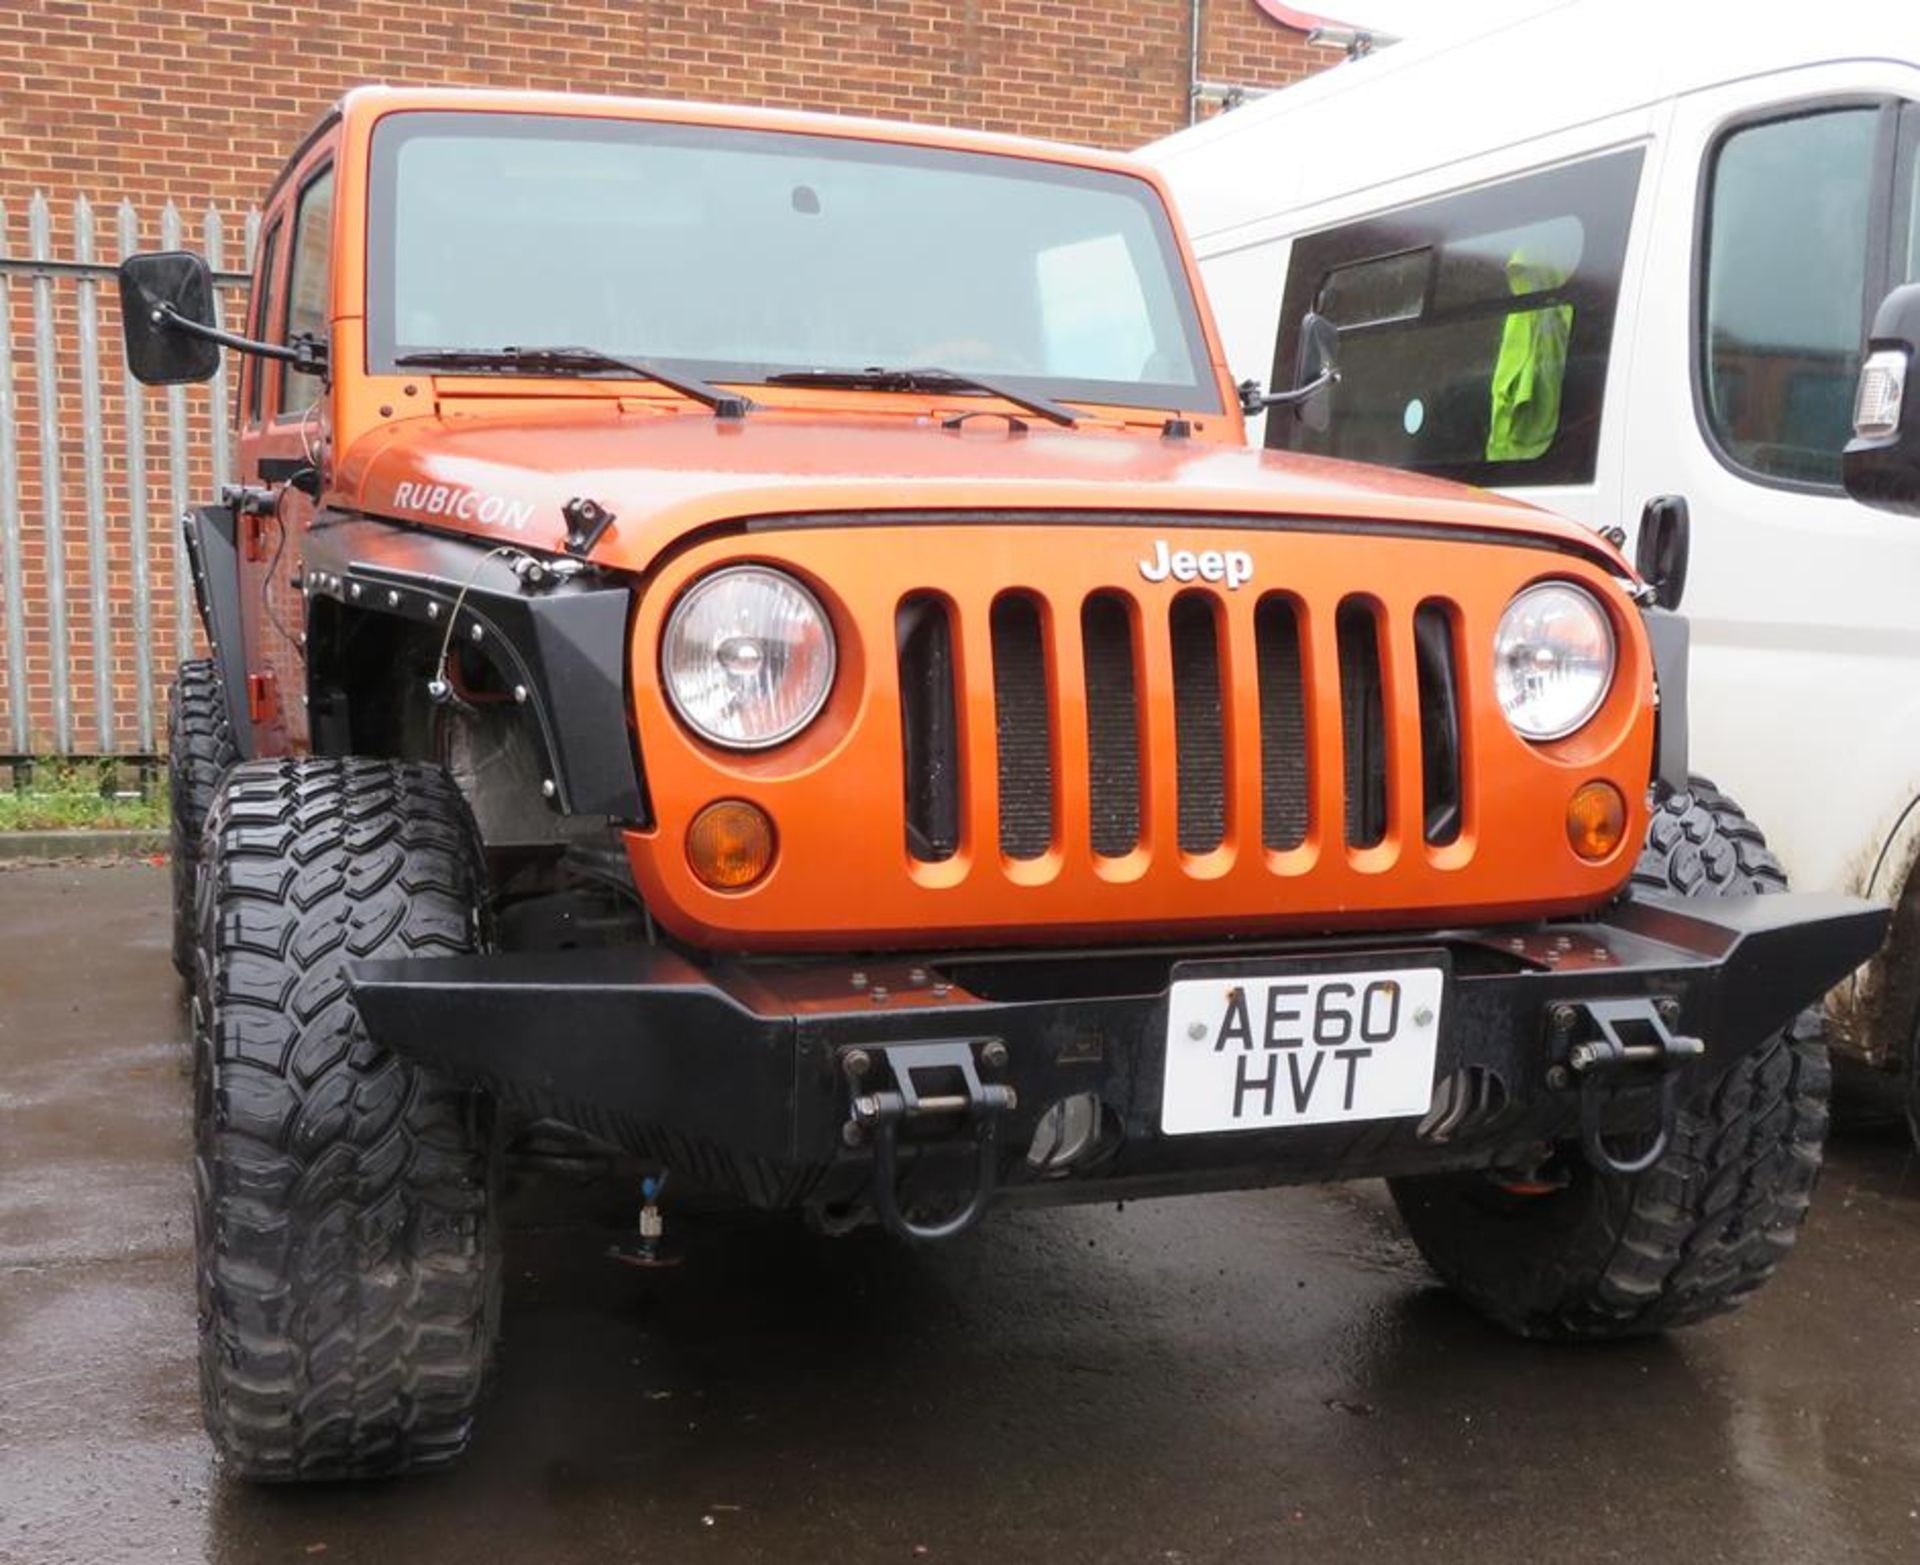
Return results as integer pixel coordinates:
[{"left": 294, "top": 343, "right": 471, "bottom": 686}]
[
  {"left": 117, "top": 251, "right": 222, "bottom": 386},
  {"left": 1634, "top": 494, "right": 1689, "bottom": 610},
  {"left": 1842, "top": 283, "right": 1920, "bottom": 516},
  {"left": 1239, "top": 310, "right": 1339, "bottom": 430}
]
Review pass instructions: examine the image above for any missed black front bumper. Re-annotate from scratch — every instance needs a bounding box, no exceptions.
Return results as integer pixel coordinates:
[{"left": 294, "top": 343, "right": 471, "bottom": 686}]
[{"left": 348, "top": 892, "right": 1886, "bottom": 1210}]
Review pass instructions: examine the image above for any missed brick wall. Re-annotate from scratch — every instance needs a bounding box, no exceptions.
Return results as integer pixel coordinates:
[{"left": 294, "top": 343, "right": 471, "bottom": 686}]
[{"left": 0, "top": 0, "right": 1331, "bottom": 755}]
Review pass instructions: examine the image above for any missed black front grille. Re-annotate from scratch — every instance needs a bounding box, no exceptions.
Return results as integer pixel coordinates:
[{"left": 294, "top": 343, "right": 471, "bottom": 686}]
[
  {"left": 895, "top": 577, "right": 1460, "bottom": 868},
  {"left": 1169, "top": 594, "right": 1227, "bottom": 854},
  {"left": 1337, "top": 598, "right": 1387, "bottom": 848},
  {"left": 991, "top": 595, "right": 1053, "bottom": 860},
  {"left": 1082, "top": 594, "right": 1142, "bottom": 858},
  {"left": 897, "top": 594, "right": 960, "bottom": 863},
  {"left": 1415, "top": 601, "right": 1463, "bottom": 846},
  {"left": 1255, "top": 596, "right": 1309, "bottom": 850}
]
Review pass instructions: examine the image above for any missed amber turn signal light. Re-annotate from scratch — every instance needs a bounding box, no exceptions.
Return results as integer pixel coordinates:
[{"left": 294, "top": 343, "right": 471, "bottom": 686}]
[
  {"left": 1566, "top": 780, "right": 1627, "bottom": 862},
  {"left": 687, "top": 799, "right": 776, "bottom": 890}
]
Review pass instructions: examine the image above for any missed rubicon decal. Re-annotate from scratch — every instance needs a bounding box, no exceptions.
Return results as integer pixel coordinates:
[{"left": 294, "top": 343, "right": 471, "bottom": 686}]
[
  {"left": 390, "top": 481, "right": 537, "bottom": 530},
  {"left": 1138, "top": 538, "right": 1254, "bottom": 588}
]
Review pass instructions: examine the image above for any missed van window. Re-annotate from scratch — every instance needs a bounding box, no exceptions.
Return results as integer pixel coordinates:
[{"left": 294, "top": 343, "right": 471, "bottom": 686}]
[
  {"left": 244, "top": 219, "right": 282, "bottom": 426},
  {"left": 278, "top": 165, "right": 334, "bottom": 418},
  {"left": 1701, "top": 108, "right": 1880, "bottom": 488},
  {"left": 1268, "top": 149, "right": 1641, "bottom": 487}
]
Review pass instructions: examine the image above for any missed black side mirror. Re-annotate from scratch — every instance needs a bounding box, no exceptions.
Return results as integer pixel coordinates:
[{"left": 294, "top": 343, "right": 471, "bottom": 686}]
[
  {"left": 1842, "top": 282, "right": 1920, "bottom": 515},
  {"left": 1633, "top": 494, "right": 1690, "bottom": 610},
  {"left": 117, "top": 250, "right": 221, "bottom": 386},
  {"left": 1292, "top": 311, "right": 1338, "bottom": 434},
  {"left": 1239, "top": 310, "right": 1340, "bottom": 428}
]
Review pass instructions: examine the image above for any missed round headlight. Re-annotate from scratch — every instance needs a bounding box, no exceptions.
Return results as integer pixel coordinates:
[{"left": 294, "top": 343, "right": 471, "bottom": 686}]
[
  {"left": 1493, "top": 582, "right": 1615, "bottom": 741},
  {"left": 662, "top": 566, "right": 836, "bottom": 749}
]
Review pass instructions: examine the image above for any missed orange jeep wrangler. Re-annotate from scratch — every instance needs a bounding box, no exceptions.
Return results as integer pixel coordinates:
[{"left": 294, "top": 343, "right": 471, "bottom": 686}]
[{"left": 121, "top": 87, "right": 1883, "bottom": 1481}]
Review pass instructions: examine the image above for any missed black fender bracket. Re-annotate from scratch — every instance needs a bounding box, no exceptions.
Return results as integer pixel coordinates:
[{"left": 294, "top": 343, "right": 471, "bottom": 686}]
[
  {"left": 1641, "top": 606, "right": 1689, "bottom": 800},
  {"left": 301, "top": 516, "right": 648, "bottom": 821}
]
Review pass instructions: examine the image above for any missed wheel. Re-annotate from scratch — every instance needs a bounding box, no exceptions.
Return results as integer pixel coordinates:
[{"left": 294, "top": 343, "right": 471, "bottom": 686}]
[
  {"left": 167, "top": 659, "right": 238, "bottom": 979},
  {"left": 1388, "top": 777, "right": 1829, "bottom": 1339},
  {"left": 1629, "top": 773, "right": 1788, "bottom": 898},
  {"left": 193, "top": 757, "right": 501, "bottom": 1479}
]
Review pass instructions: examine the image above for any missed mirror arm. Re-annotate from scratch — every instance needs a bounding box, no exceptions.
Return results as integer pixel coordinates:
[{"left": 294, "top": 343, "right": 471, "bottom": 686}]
[
  {"left": 1240, "top": 366, "right": 1338, "bottom": 415},
  {"left": 153, "top": 303, "right": 328, "bottom": 377}
]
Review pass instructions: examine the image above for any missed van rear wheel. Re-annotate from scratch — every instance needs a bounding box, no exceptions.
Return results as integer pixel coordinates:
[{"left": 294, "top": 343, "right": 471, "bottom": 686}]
[{"left": 1388, "top": 778, "right": 1828, "bottom": 1339}]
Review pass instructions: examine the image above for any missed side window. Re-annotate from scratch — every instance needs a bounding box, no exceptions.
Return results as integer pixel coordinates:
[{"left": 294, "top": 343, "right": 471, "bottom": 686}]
[
  {"left": 1268, "top": 149, "right": 1644, "bottom": 487},
  {"left": 1700, "top": 106, "right": 1884, "bottom": 488},
  {"left": 278, "top": 165, "right": 335, "bottom": 418},
  {"left": 244, "top": 219, "right": 283, "bottom": 426}
]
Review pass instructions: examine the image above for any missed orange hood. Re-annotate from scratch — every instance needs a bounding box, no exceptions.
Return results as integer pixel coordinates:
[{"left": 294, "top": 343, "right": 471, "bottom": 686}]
[{"left": 334, "top": 401, "right": 1624, "bottom": 573}]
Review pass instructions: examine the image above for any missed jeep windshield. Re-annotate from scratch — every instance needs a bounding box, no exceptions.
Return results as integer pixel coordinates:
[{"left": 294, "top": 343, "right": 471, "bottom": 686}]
[{"left": 365, "top": 111, "right": 1220, "bottom": 415}]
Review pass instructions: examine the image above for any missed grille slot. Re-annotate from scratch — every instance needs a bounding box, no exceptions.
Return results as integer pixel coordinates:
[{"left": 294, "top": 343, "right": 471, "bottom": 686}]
[
  {"left": 1082, "top": 593, "right": 1142, "bottom": 858},
  {"left": 992, "top": 594, "right": 1054, "bottom": 860},
  {"left": 898, "top": 594, "right": 961, "bottom": 863},
  {"left": 1170, "top": 593, "right": 1227, "bottom": 854},
  {"left": 1254, "top": 595, "right": 1309, "bottom": 850},
  {"left": 1337, "top": 598, "right": 1388, "bottom": 848},
  {"left": 1415, "top": 601, "right": 1463, "bottom": 846}
]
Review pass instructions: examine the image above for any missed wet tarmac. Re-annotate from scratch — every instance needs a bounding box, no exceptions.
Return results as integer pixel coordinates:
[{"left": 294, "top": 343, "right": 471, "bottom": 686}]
[{"left": 2, "top": 861, "right": 1918, "bottom": 1565}]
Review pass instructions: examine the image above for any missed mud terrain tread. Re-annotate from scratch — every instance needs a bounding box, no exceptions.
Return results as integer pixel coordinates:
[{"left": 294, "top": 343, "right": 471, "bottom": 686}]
[
  {"left": 1390, "top": 777, "right": 1828, "bottom": 1340},
  {"left": 168, "top": 659, "right": 238, "bottom": 978},
  {"left": 194, "top": 757, "right": 498, "bottom": 1480},
  {"left": 1630, "top": 774, "right": 1788, "bottom": 899}
]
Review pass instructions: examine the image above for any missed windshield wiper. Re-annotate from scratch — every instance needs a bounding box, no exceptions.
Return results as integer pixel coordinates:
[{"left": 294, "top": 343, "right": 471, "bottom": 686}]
[
  {"left": 763, "top": 366, "right": 1079, "bottom": 427},
  {"left": 393, "top": 345, "right": 752, "bottom": 418}
]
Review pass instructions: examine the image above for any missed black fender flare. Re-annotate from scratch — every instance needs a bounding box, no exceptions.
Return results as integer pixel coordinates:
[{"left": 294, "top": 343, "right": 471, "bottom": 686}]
[
  {"left": 180, "top": 503, "right": 257, "bottom": 758},
  {"left": 300, "top": 516, "right": 648, "bottom": 822}
]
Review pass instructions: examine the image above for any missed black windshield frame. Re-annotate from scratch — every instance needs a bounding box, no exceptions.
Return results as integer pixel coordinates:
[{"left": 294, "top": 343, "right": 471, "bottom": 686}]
[{"left": 363, "top": 109, "right": 1222, "bottom": 416}]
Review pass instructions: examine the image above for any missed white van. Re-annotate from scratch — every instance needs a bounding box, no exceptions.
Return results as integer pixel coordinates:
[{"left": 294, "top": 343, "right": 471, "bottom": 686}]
[{"left": 1141, "top": 0, "right": 1920, "bottom": 1095}]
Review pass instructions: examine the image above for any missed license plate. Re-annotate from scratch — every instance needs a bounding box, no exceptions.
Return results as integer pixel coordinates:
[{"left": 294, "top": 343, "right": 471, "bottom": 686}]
[{"left": 1160, "top": 965, "right": 1444, "bottom": 1135}]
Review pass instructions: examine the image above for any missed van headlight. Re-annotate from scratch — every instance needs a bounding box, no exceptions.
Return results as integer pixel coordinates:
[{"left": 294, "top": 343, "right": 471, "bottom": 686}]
[
  {"left": 662, "top": 566, "right": 836, "bottom": 749},
  {"left": 1493, "top": 582, "right": 1615, "bottom": 741}
]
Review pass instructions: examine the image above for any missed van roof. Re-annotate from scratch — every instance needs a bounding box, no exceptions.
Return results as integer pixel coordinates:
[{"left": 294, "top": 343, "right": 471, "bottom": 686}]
[{"left": 1140, "top": 0, "right": 1920, "bottom": 243}]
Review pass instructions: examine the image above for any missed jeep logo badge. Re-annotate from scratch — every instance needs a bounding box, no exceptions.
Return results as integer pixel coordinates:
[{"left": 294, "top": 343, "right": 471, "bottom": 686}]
[{"left": 1138, "top": 539, "right": 1254, "bottom": 589}]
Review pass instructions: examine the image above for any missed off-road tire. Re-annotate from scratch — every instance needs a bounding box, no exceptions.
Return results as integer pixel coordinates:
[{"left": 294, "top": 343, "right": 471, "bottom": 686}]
[
  {"left": 1389, "top": 777, "right": 1828, "bottom": 1340},
  {"left": 193, "top": 757, "right": 500, "bottom": 1480},
  {"left": 1630, "top": 774, "right": 1788, "bottom": 899},
  {"left": 168, "top": 659, "right": 238, "bottom": 979}
]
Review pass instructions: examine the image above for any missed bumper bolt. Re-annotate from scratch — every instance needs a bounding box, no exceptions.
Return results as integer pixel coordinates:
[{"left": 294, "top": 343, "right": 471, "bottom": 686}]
[
  {"left": 1568, "top": 1042, "right": 1605, "bottom": 1072},
  {"left": 1549, "top": 1003, "right": 1578, "bottom": 1034},
  {"left": 842, "top": 1048, "right": 872, "bottom": 1081},
  {"left": 981, "top": 1040, "right": 1008, "bottom": 1070},
  {"left": 1546, "top": 1064, "right": 1572, "bottom": 1090},
  {"left": 1656, "top": 997, "right": 1681, "bottom": 1025},
  {"left": 841, "top": 1120, "right": 866, "bottom": 1148}
]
